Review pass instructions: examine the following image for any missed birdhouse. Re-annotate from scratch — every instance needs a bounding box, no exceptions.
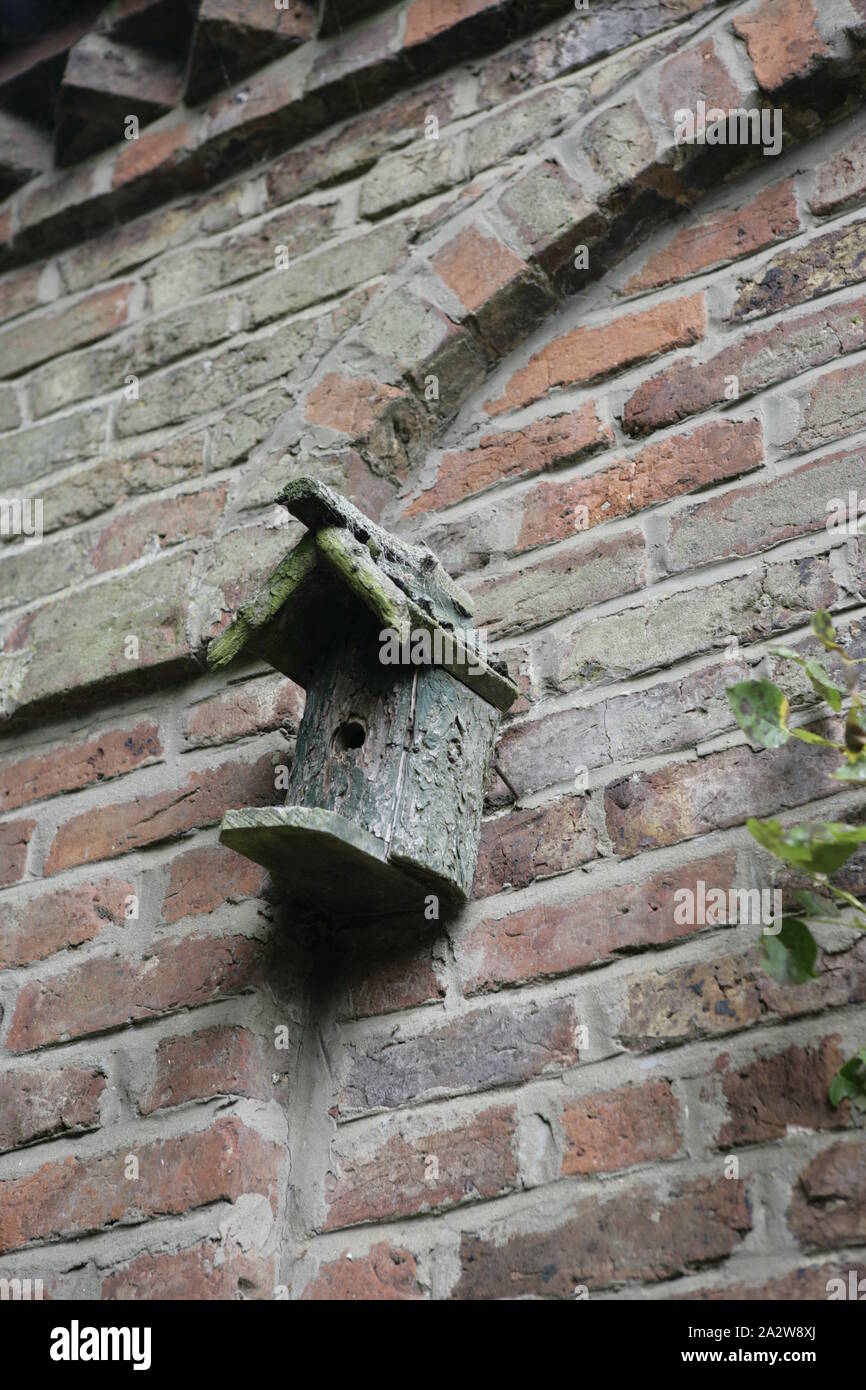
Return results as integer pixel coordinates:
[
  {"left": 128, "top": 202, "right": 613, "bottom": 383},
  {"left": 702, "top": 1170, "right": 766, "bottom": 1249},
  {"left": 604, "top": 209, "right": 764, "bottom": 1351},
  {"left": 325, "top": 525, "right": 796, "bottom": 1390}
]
[{"left": 207, "top": 478, "right": 518, "bottom": 919}]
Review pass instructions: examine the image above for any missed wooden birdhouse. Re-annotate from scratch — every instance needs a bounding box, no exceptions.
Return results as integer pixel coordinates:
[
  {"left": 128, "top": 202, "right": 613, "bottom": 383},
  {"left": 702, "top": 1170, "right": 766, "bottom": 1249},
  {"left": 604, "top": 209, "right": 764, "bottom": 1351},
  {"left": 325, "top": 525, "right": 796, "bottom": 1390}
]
[{"left": 207, "top": 478, "right": 518, "bottom": 918}]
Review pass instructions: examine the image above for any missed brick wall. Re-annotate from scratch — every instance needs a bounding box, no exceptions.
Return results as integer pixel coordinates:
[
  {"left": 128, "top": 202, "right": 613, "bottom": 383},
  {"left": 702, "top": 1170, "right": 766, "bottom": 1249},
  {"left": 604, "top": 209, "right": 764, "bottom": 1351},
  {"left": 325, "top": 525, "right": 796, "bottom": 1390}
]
[{"left": 1, "top": 0, "right": 866, "bottom": 1299}]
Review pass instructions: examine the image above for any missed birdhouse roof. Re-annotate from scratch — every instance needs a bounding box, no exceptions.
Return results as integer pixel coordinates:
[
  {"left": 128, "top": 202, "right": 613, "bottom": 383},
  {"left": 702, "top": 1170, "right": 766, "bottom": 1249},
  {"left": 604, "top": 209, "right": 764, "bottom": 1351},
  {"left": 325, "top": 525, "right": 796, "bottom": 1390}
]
[{"left": 206, "top": 477, "right": 518, "bottom": 713}]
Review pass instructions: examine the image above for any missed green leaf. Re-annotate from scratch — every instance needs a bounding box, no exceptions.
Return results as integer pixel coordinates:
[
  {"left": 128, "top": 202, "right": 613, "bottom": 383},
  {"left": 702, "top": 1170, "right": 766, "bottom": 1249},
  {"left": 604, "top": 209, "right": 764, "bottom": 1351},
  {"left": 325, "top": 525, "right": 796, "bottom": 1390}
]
[
  {"left": 761, "top": 918, "right": 818, "bottom": 984},
  {"left": 790, "top": 726, "right": 840, "bottom": 747},
  {"left": 769, "top": 645, "right": 803, "bottom": 661},
  {"left": 833, "top": 762, "right": 866, "bottom": 781},
  {"left": 804, "top": 659, "right": 845, "bottom": 712},
  {"left": 747, "top": 818, "right": 866, "bottom": 875},
  {"left": 829, "top": 1049, "right": 866, "bottom": 1111},
  {"left": 727, "top": 680, "right": 790, "bottom": 747},
  {"left": 811, "top": 610, "right": 842, "bottom": 652},
  {"left": 792, "top": 888, "right": 842, "bottom": 919}
]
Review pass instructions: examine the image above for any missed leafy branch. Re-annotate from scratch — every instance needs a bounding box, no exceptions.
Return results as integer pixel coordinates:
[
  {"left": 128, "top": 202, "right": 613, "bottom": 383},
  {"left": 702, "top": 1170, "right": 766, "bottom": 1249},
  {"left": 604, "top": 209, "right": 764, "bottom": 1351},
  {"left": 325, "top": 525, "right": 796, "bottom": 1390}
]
[{"left": 726, "top": 610, "right": 866, "bottom": 1113}]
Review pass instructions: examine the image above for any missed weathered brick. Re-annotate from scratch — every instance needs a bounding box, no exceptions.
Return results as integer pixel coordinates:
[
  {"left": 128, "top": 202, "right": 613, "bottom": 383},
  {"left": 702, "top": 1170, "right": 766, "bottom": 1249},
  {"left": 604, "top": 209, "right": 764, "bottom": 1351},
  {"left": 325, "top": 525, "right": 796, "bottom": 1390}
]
[
  {"left": 185, "top": 0, "right": 315, "bottom": 103},
  {"left": 0, "top": 263, "right": 44, "bottom": 327},
  {"left": 359, "top": 140, "right": 462, "bottom": 221},
  {"left": 474, "top": 795, "right": 598, "bottom": 897},
  {"left": 0, "top": 406, "right": 108, "bottom": 492},
  {"left": 658, "top": 37, "right": 745, "bottom": 129},
  {"left": 0, "top": 1118, "right": 280, "bottom": 1254},
  {"left": 623, "top": 293, "right": 866, "bottom": 436},
  {"left": 324, "top": 1104, "right": 518, "bottom": 1229},
  {"left": 1, "top": 550, "right": 195, "bottom": 721},
  {"left": 733, "top": 0, "right": 829, "bottom": 91},
  {"left": 139, "top": 1024, "right": 284, "bottom": 1114},
  {"left": 304, "top": 371, "right": 408, "bottom": 437},
  {"left": 775, "top": 358, "right": 866, "bottom": 453},
  {"left": 34, "top": 432, "right": 207, "bottom": 537},
  {"left": 485, "top": 293, "right": 705, "bottom": 416},
  {"left": 0, "top": 818, "right": 34, "bottom": 886},
  {"left": 432, "top": 225, "right": 553, "bottom": 355},
  {"left": 733, "top": 216, "right": 866, "bottom": 320},
  {"left": 665, "top": 444, "right": 864, "bottom": 573},
  {"left": 711, "top": 1038, "right": 849, "bottom": 1147},
  {"left": 102, "top": 1237, "right": 275, "bottom": 1300},
  {"left": 112, "top": 119, "right": 196, "bottom": 191},
  {"left": 788, "top": 1138, "right": 866, "bottom": 1249},
  {"left": 468, "top": 89, "right": 571, "bottom": 177},
  {"left": 184, "top": 674, "right": 303, "bottom": 749},
  {"left": 337, "top": 998, "right": 580, "bottom": 1116},
  {"left": 495, "top": 159, "right": 604, "bottom": 282},
  {"left": 560, "top": 1079, "right": 682, "bottom": 1175},
  {"left": 301, "top": 1242, "right": 423, "bottom": 1300},
  {"left": 45, "top": 752, "right": 278, "bottom": 875},
  {"left": 622, "top": 180, "right": 799, "bottom": 294},
  {"left": 0, "top": 1068, "right": 105, "bottom": 1154},
  {"left": 0, "top": 721, "right": 161, "bottom": 814},
  {"left": 332, "top": 921, "right": 444, "bottom": 1020},
  {"left": 0, "top": 282, "right": 134, "bottom": 378},
  {"left": 453, "top": 1176, "right": 751, "bottom": 1297},
  {"left": 405, "top": 406, "right": 612, "bottom": 517},
  {"left": 0, "top": 877, "right": 132, "bottom": 969},
  {"left": 471, "top": 530, "right": 645, "bottom": 638},
  {"left": 618, "top": 939, "right": 866, "bottom": 1051},
  {"left": 6, "top": 931, "right": 267, "bottom": 1052},
  {"left": 88, "top": 487, "right": 225, "bottom": 574},
  {"left": 606, "top": 737, "right": 840, "bottom": 858},
  {"left": 603, "top": 658, "right": 752, "bottom": 765},
  {"left": 686, "top": 1261, "right": 866, "bottom": 1300},
  {"left": 537, "top": 552, "right": 836, "bottom": 695},
  {"left": 163, "top": 844, "right": 267, "bottom": 923},
  {"left": 811, "top": 132, "right": 866, "bottom": 216},
  {"left": 516, "top": 417, "right": 762, "bottom": 554},
  {"left": 458, "top": 852, "right": 738, "bottom": 994}
]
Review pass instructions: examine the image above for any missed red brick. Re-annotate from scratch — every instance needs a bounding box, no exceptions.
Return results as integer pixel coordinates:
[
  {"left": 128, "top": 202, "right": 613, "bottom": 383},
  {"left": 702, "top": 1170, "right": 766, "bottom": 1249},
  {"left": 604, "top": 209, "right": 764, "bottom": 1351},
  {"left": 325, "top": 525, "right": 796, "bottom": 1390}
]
[
  {"left": 102, "top": 1238, "right": 276, "bottom": 1300},
  {"left": 6, "top": 932, "right": 266, "bottom": 1052},
  {"left": 515, "top": 417, "right": 763, "bottom": 553},
  {"left": 431, "top": 224, "right": 551, "bottom": 352},
  {"left": 788, "top": 1137, "right": 866, "bottom": 1249},
  {"left": 811, "top": 133, "right": 866, "bottom": 216},
  {"left": 619, "top": 939, "right": 866, "bottom": 1052},
  {"left": 0, "top": 1068, "right": 106, "bottom": 1154},
  {"left": 0, "top": 877, "right": 132, "bottom": 969},
  {"left": 0, "top": 283, "right": 134, "bottom": 377},
  {"left": 88, "top": 488, "right": 225, "bottom": 573},
  {"left": 0, "top": 819, "right": 35, "bottom": 886},
  {"left": 139, "top": 1025, "right": 284, "bottom": 1114},
  {"left": 301, "top": 1242, "right": 423, "bottom": 1300},
  {"left": 658, "top": 38, "right": 745, "bottom": 128},
  {"left": 560, "top": 1079, "right": 682, "bottom": 1176},
  {"left": 453, "top": 1176, "right": 751, "bottom": 1297},
  {"left": 686, "top": 1262, "right": 866, "bottom": 1300},
  {"left": 733, "top": 0, "right": 829, "bottom": 91},
  {"left": 0, "top": 263, "right": 43, "bottom": 327},
  {"left": 474, "top": 795, "right": 598, "bottom": 898},
  {"left": 484, "top": 293, "right": 705, "bottom": 416},
  {"left": 0, "top": 721, "right": 161, "bottom": 815},
  {"left": 404, "top": 0, "right": 493, "bottom": 48},
  {"left": 711, "top": 1038, "right": 849, "bottom": 1147},
  {"left": 458, "top": 852, "right": 738, "bottom": 993},
  {"left": 405, "top": 405, "right": 612, "bottom": 517},
  {"left": 324, "top": 1104, "right": 518, "bottom": 1230},
  {"left": 623, "top": 180, "right": 799, "bottom": 294},
  {"left": 112, "top": 120, "right": 195, "bottom": 190},
  {"left": 623, "top": 293, "right": 866, "bottom": 436},
  {"left": 163, "top": 844, "right": 267, "bottom": 923},
  {"left": 605, "top": 738, "right": 840, "bottom": 858},
  {"left": 303, "top": 371, "right": 408, "bottom": 436},
  {"left": 184, "top": 675, "right": 304, "bottom": 748},
  {"left": 0, "top": 1118, "right": 280, "bottom": 1255},
  {"left": 45, "top": 753, "right": 278, "bottom": 875},
  {"left": 334, "top": 922, "right": 444, "bottom": 1019}
]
